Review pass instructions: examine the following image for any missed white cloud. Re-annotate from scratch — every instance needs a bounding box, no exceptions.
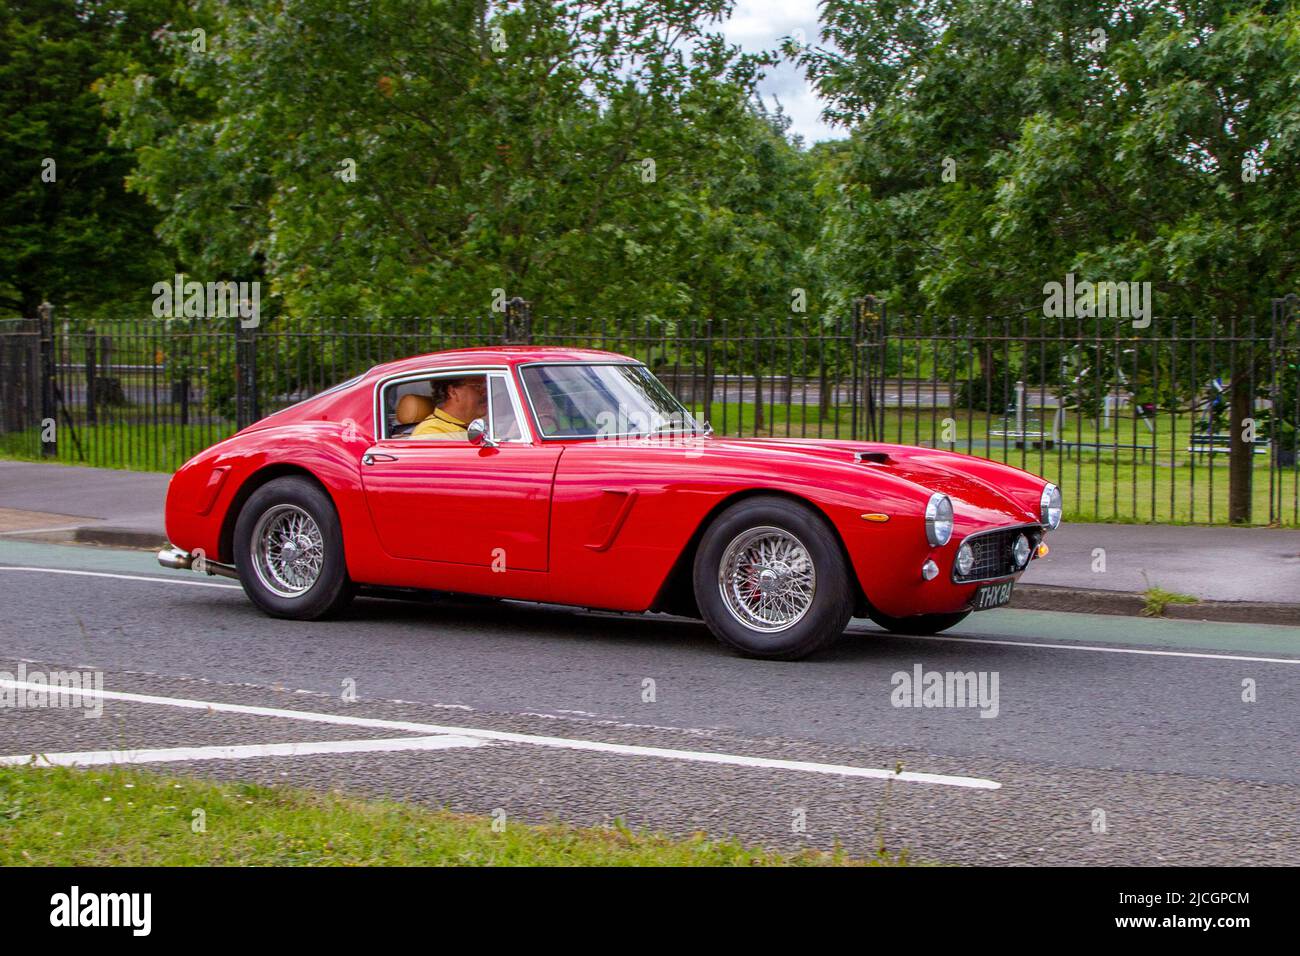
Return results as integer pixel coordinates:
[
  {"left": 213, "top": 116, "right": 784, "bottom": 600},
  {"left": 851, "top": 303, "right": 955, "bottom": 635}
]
[{"left": 720, "top": 0, "right": 848, "bottom": 144}]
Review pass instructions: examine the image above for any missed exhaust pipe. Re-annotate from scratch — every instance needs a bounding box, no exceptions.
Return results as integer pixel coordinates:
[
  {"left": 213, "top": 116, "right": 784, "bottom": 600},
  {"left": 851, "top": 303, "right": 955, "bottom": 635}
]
[
  {"left": 157, "top": 547, "right": 241, "bottom": 581},
  {"left": 157, "top": 547, "right": 192, "bottom": 570}
]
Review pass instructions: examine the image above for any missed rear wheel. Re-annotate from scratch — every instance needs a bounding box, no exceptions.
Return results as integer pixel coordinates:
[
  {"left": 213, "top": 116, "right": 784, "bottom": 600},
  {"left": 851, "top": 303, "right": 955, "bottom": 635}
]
[
  {"left": 234, "top": 476, "right": 354, "bottom": 619},
  {"left": 693, "top": 497, "right": 854, "bottom": 660},
  {"left": 867, "top": 609, "right": 970, "bottom": 635}
]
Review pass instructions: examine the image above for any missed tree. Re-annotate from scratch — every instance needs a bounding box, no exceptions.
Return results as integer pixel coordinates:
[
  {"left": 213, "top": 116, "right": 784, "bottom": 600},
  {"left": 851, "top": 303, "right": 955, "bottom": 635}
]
[
  {"left": 99, "top": 0, "right": 817, "bottom": 331},
  {"left": 0, "top": 0, "right": 182, "bottom": 318},
  {"left": 798, "top": 0, "right": 1300, "bottom": 521}
]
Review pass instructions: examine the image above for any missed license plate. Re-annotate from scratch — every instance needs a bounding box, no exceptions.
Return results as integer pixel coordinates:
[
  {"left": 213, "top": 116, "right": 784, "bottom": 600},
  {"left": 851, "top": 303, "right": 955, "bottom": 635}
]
[{"left": 971, "top": 580, "right": 1014, "bottom": 611}]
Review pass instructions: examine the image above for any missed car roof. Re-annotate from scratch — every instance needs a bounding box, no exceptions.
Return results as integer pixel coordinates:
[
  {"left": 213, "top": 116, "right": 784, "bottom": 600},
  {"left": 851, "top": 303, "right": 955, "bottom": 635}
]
[{"left": 365, "top": 345, "right": 639, "bottom": 380}]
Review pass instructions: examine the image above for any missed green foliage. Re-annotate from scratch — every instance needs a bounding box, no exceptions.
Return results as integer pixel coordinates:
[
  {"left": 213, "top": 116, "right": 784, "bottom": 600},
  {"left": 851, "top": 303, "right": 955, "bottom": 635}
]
[
  {"left": 97, "top": 0, "right": 823, "bottom": 328},
  {"left": 1141, "top": 586, "right": 1199, "bottom": 617},
  {"left": 0, "top": 0, "right": 183, "bottom": 318},
  {"left": 798, "top": 1, "right": 1300, "bottom": 521},
  {"left": 799, "top": 1, "right": 1300, "bottom": 322}
]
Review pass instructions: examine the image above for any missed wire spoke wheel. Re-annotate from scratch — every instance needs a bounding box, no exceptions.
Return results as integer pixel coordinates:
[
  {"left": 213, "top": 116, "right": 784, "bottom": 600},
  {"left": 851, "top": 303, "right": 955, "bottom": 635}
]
[
  {"left": 717, "top": 526, "right": 817, "bottom": 632},
  {"left": 250, "top": 504, "right": 325, "bottom": 598}
]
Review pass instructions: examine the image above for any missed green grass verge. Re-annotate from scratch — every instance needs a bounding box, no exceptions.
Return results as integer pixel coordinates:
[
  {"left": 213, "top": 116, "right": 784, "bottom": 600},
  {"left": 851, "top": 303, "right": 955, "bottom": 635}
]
[
  {"left": 0, "top": 422, "right": 235, "bottom": 474},
  {"left": 0, "top": 765, "right": 896, "bottom": 866}
]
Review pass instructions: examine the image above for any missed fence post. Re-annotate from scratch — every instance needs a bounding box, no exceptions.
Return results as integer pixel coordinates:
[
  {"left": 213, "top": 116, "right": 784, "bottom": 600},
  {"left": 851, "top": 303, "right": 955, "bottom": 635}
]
[
  {"left": 859, "top": 295, "right": 886, "bottom": 442},
  {"left": 504, "top": 298, "right": 532, "bottom": 344},
  {"left": 37, "top": 302, "right": 55, "bottom": 457},
  {"left": 1271, "top": 294, "right": 1299, "bottom": 525},
  {"left": 853, "top": 297, "right": 888, "bottom": 441},
  {"left": 852, "top": 299, "right": 868, "bottom": 440},
  {"left": 703, "top": 318, "right": 714, "bottom": 428},
  {"left": 1227, "top": 313, "right": 1254, "bottom": 524},
  {"left": 235, "top": 318, "right": 258, "bottom": 429},
  {"left": 84, "top": 330, "right": 97, "bottom": 425}
]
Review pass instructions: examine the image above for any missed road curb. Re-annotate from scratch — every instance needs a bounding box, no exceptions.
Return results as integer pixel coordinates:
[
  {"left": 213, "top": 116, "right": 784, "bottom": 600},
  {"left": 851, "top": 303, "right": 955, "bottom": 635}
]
[
  {"left": 1014, "top": 584, "right": 1300, "bottom": 627},
  {"left": 72, "top": 527, "right": 168, "bottom": 550}
]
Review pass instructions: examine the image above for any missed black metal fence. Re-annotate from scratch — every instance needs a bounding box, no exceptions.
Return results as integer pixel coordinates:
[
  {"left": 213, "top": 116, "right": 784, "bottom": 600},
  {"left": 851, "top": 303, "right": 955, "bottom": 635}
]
[
  {"left": 1, "top": 299, "right": 1296, "bottom": 526},
  {"left": 862, "top": 299, "right": 1299, "bottom": 527}
]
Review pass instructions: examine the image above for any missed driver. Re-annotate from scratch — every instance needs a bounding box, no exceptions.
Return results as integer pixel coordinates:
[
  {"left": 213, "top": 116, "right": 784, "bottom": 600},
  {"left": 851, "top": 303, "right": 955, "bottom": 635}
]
[{"left": 412, "top": 376, "right": 487, "bottom": 439}]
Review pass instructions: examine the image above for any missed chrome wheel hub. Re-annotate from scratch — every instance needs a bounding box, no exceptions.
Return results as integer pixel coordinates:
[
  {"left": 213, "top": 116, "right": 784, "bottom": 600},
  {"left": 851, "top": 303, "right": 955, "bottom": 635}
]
[
  {"left": 718, "top": 526, "right": 816, "bottom": 632},
  {"left": 250, "top": 505, "right": 324, "bottom": 597}
]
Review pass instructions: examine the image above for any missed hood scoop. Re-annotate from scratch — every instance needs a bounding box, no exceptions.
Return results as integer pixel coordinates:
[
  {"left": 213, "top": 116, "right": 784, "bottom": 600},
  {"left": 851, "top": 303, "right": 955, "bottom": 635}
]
[{"left": 855, "top": 451, "right": 892, "bottom": 464}]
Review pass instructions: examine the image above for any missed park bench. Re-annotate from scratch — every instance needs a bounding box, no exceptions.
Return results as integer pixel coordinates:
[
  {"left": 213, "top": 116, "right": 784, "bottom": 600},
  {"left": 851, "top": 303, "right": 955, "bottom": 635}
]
[
  {"left": 1186, "top": 434, "right": 1271, "bottom": 456},
  {"left": 989, "top": 412, "right": 1055, "bottom": 449},
  {"left": 1060, "top": 440, "right": 1155, "bottom": 462}
]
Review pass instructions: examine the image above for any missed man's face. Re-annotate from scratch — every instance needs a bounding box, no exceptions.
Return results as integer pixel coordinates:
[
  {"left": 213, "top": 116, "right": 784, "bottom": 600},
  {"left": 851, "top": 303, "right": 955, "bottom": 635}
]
[{"left": 444, "top": 378, "right": 488, "bottom": 422}]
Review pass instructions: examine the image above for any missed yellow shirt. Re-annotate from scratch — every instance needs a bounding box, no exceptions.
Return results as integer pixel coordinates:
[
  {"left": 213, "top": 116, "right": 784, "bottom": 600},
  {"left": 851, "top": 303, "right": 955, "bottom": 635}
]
[{"left": 411, "top": 408, "right": 469, "bottom": 439}]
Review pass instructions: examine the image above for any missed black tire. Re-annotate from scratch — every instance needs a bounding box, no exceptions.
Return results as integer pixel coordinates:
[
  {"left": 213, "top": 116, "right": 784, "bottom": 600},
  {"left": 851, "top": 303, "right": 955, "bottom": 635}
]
[
  {"left": 693, "top": 496, "right": 855, "bottom": 660},
  {"left": 233, "top": 476, "right": 354, "bottom": 620},
  {"left": 867, "top": 609, "right": 970, "bottom": 636}
]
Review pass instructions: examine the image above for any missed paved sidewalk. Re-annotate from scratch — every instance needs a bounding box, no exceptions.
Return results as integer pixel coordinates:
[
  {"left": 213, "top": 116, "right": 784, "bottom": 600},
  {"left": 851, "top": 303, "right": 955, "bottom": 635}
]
[
  {"left": 0, "top": 460, "right": 169, "bottom": 548},
  {"left": 0, "top": 460, "right": 1296, "bottom": 624},
  {"left": 1031, "top": 522, "right": 1300, "bottom": 603}
]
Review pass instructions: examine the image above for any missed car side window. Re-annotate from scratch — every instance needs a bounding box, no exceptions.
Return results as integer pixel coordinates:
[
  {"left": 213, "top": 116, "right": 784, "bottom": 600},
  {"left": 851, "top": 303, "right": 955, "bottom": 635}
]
[{"left": 490, "top": 375, "right": 523, "bottom": 441}]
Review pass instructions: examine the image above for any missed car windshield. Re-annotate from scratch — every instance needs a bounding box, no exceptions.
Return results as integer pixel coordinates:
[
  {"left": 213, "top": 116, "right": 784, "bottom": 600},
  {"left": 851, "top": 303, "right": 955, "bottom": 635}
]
[{"left": 520, "top": 363, "right": 701, "bottom": 439}]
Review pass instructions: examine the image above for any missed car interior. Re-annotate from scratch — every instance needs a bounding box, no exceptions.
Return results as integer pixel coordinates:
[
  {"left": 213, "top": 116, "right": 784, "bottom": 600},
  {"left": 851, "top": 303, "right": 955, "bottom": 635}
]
[
  {"left": 382, "top": 374, "right": 524, "bottom": 440},
  {"left": 386, "top": 385, "right": 438, "bottom": 437}
]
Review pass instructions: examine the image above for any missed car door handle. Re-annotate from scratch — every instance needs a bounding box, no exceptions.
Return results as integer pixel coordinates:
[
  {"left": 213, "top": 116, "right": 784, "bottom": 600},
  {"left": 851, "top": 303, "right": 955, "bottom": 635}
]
[{"left": 362, "top": 453, "right": 399, "bottom": 466}]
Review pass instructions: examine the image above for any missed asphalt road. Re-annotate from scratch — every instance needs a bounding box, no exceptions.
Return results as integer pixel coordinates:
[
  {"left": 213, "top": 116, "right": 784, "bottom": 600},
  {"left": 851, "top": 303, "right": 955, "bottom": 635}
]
[{"left": 1, "top": 538, "right": 1298, "bottom": 865}]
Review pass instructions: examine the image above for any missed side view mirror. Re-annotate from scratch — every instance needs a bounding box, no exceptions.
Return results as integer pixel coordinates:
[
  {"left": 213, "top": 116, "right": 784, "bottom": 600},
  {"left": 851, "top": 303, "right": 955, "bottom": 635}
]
[{"left": 467, "top": 418, "right": 498, "bottom": 447}]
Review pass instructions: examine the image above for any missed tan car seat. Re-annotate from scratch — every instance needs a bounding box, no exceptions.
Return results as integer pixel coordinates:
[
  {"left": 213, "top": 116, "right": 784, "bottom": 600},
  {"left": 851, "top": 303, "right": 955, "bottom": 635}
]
[{"left": 393, "top": 393, "right": 436, "bottom": 436}]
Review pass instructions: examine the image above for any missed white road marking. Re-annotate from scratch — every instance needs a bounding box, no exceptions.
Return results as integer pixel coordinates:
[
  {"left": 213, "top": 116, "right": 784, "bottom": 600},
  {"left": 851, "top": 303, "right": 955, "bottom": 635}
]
[
  {"left": 0, "top": 566, "right": 240, "bottom": 590},
  {"left": 0, "top": 679, "right": 1000, "bottom": 790},
  {"left": 882, "top": 632, "right": 1300, "bottom": 665},
  {"left": 4, "top": 560, "right": 1294, "bottom": 664},
  {"left": 0, "top": 735, "right": 486, "bottom": 768}
]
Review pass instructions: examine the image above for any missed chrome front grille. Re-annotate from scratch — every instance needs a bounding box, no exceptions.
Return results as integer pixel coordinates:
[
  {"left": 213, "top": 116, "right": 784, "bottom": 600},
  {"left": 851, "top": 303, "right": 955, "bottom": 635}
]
[{"left": 952, "top": 526, "right": 1042, "bottom": 583}]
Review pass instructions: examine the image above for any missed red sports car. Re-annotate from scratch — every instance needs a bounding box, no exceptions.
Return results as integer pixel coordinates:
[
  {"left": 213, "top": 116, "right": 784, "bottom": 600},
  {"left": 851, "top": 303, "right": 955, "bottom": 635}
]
[{"left": 158, "top": 346, "right": 1062, "bottom": 659}]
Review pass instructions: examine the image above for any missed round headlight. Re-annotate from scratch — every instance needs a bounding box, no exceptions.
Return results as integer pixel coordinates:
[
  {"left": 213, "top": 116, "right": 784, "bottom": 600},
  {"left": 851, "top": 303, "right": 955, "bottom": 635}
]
[
  {"left": 1012, "top": 533, "right": 1031, "bottom": 568},
  {"left": 955, "top": 541, "right": 975, "bottom": 576},
  {"left": 1040, "top": 483, "right": 1062, "bottom": 530},
  {"left": 925, "top": 493, "right": 953, "bottom": 547}
]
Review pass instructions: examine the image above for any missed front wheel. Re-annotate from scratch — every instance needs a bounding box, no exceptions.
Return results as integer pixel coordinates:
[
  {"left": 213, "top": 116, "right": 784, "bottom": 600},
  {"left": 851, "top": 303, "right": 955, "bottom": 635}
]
[
  {"left": 693, "top": 496, "right": 855, "bottom": 660},
  {"left": 233, "top": 476, "right": 354, "bottom": 620},
  {"left": 867, "top": 609, "right": 970, "bottom": 636}
]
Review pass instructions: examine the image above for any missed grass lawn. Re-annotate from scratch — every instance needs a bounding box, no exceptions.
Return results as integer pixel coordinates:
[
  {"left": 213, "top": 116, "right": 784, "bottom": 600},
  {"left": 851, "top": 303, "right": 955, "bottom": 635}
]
[
  {"left": 0, "top": 765, "right": 894, "bottom": 866},
  {"left": 0, "top": 421, "right": 236, "bottom": 474},
  {"left": 2, "top": 399, "right": 1294, "bottom": 525},
  {"left": 692, "top": 402, "right": 1299, "bottom": 526}
]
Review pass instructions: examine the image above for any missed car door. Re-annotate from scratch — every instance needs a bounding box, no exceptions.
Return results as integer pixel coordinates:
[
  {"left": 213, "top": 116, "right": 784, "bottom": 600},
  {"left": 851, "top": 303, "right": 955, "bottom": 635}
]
[{"left": 360, "top": 370, "right": 559, "bottom": 571}]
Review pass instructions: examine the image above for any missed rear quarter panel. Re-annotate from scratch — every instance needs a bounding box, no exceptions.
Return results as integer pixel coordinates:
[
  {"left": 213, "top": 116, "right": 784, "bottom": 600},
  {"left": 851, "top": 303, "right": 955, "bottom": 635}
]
[{"left": 164, "top": 388, "right": 377, "bottom": 573}]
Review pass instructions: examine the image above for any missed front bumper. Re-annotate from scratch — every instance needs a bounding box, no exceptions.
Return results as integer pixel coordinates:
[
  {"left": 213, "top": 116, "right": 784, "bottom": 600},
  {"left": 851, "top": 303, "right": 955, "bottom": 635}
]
[
  {"left": 949, "top": 524, "right": 1043, "bottom": 584},
  {"left": 858, "top": 522, "right": 1047, "bottom": 619}
]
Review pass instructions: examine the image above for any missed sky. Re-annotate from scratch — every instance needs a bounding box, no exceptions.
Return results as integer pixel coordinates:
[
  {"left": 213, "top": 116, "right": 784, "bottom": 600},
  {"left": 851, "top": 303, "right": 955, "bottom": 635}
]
[{"left": 720, "top": 0, "right": 849, "bottom": 144}]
